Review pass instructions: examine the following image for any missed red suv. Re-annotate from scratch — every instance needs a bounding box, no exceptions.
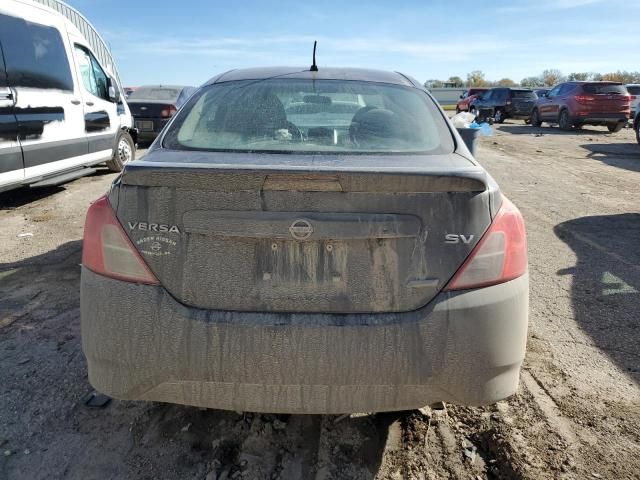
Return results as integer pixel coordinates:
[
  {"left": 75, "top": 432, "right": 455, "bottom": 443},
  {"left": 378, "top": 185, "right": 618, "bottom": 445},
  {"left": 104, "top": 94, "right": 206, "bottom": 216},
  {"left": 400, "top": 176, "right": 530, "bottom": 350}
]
[
  {"left": 530, "top": 82, "right": 630, "bottom": 132},
  {"left": 456, "top": 88, "right": 488, "bottom": 113}
]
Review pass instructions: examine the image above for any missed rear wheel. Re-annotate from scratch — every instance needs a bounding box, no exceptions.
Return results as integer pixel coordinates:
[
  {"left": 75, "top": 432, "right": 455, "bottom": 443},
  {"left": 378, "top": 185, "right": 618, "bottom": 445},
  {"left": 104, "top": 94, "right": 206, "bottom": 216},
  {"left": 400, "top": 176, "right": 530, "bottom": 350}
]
[
  {"left": 494, "top": 108, "right": 505, "bottom": 124},
  {"left": 558, "top": 110, "right": 572, "bottom": 131},
  {"left": 106, "top": 131, "right": 135, "bottom": 172},
  {"left": 607, "top": 122, "right": 624, "bottom": 133},
  {"left": 530, "top": 109, "right": 542, "bottom": 127}
]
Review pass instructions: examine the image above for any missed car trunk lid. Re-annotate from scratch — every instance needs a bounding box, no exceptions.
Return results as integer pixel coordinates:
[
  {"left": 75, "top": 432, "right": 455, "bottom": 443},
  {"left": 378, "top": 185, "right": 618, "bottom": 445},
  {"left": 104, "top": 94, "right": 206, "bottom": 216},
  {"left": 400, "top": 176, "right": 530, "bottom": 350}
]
[
  {"left": 128, "top": 101, "right": 175, "bottom": 118},
  {"left": 114, "top": 150, "right": 495, "bottom": 313}
]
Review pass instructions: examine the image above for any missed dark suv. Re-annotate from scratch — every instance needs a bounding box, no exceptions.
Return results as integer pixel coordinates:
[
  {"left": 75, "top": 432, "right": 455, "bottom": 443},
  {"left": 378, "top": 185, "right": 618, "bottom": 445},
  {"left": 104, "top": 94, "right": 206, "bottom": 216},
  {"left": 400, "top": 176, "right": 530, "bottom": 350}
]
[
  {"left": 530, "top": 82, "right": 630, "bottom": 132},
  {"left": 469, "top": 87, "right": 537, "bottom": 123}
]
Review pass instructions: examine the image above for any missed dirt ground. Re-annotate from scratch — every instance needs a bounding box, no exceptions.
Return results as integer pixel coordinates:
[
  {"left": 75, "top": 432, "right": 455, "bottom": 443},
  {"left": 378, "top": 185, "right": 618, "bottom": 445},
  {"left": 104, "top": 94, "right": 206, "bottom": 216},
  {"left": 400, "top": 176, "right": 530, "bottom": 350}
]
[{"left": 1, "top": 123, "right": 639, "bottom": 480}]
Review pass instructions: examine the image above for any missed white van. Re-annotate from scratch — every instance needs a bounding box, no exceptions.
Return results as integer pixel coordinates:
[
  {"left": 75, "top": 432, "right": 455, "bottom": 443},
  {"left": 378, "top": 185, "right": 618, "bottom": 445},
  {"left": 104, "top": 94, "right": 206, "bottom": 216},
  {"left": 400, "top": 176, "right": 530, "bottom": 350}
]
[{"left": 0, "top": 0, "right": 136, "bottom": 193}]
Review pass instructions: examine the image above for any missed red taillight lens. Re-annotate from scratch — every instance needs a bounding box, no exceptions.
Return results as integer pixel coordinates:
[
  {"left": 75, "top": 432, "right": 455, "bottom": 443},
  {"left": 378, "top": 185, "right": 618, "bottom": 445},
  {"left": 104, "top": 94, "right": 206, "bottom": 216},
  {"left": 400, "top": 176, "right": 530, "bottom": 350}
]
[
  {"left": 161, "top": 105, "right": 177, "bottom": 118},
  {"left": 82, "top": 196, "right": 159, "bottom": 284},
  {"left": 444, "top": 197, "right": 527, "bottom": 291}
]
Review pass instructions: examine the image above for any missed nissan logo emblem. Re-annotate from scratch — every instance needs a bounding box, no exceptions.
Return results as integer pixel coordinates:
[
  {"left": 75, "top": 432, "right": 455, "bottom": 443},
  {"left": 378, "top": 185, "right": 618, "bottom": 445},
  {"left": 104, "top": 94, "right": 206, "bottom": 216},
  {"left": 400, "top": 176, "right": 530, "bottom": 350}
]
[{"left": 289, "top": 219, "right": 313, "bottom": 240}]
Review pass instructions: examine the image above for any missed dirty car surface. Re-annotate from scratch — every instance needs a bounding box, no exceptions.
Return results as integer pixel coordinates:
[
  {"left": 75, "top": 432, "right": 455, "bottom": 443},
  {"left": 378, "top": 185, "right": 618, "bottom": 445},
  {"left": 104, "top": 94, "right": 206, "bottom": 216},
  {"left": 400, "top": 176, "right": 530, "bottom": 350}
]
[{"left": 80, "top": 67, "right": 529, "bottom": 414}]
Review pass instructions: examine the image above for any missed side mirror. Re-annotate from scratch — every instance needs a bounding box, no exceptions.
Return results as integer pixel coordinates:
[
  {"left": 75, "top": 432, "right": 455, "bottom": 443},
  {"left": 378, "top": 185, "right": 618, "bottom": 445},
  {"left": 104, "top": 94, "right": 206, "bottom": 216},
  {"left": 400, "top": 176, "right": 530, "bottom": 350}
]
[{"left": 107, "top": 77, "right": 121, "bottom": 103}]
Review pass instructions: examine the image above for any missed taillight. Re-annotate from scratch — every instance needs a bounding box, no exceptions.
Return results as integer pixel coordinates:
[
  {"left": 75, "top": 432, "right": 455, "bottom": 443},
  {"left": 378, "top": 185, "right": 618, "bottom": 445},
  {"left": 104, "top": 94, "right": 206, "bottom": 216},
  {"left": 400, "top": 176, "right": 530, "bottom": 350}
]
[
  {"left": 82, "top": 196, "right": 159, "bottom": 284},
  {"left": 444, "top": 197, "right": 527, "bottom": 291},
  {"left": 161, "top": 105, "right": 177, "bottom": 118}
]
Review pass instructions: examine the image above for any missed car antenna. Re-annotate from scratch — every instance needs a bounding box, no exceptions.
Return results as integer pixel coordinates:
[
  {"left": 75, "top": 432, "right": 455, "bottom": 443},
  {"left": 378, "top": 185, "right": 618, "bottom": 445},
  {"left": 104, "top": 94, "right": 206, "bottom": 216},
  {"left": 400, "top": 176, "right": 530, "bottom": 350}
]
[{"left": 310, "top": 41, "right": 318, "bottom": 72}]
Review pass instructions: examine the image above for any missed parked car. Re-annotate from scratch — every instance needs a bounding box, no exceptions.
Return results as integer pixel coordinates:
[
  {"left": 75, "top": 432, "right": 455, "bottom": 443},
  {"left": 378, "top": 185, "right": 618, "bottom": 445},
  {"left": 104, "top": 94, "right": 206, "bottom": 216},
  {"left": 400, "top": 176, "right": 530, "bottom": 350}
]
[
  {"left": 0, "top": 0, "right": 136, "bottom": 193},
  {"left": 469, "top": 87, "right": 537, "bottom": 123},
  {"left": 534, "top": 88, "right": 550, "bottom": 98},
  {"left": 81, "top": 66, "right": 529, "bottom": 414},
  {"left": 455, "top": 88, "right": 489, "bottom": 113},
  {"left": 127, "top": 85, "right": 196, "bottom": 144},
  {"left": 530, "top": 81, "right": 631, "bottom": 132},
  {"left": 625, "top": 84, "right": 640, "bottom": 118},
  {"left": 634, "top": 110, "right": 640, "bottom": 144}
]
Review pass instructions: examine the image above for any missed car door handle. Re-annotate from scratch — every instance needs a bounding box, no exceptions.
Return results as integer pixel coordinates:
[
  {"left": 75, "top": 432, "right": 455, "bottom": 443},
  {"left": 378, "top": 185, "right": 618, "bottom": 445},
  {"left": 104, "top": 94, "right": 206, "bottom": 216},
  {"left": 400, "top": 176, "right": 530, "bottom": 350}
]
[
  {"left": 86, "top": 101, "right": 94, "bottom": 106},
  {"left": 71, "top": 99, "right": 81, "bottom": 105}
]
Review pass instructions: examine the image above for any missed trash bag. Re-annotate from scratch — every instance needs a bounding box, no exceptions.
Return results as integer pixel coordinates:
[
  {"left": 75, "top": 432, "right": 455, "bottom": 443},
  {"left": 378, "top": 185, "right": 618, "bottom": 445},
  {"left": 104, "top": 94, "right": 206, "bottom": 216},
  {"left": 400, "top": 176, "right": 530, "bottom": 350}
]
[
  {"left": 468, "top": 121, "right": 493, "bottom": 136},
  {"left": 450, "top": 111, "right": 476, "bottom": 129}
]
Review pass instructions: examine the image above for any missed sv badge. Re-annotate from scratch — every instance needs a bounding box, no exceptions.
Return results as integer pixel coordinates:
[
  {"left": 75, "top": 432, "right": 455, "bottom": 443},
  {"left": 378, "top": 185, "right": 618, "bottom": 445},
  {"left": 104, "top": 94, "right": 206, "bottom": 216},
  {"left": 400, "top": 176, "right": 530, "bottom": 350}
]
[{"left": 445, "top": 234, "right": 474, "bottom": 244}]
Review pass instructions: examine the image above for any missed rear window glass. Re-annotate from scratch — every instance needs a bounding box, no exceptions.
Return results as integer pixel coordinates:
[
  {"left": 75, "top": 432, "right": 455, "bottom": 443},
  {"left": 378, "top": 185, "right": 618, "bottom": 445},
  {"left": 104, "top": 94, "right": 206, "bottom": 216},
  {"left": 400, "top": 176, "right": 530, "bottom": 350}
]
[
  {"left": 129, "top": 87, "right": 181, "bottom": 101},
  {"left": 626, "top": 86, "right": 640, "bottom": 95},
  {"left": 511, "top": 90, "right": 536, "bottom": 99},
  {"left": 163, "top": 79, "right": 454, "bottom": 155},
  {"left": 583, "top": 83, "right": 628, "bottom": 95}
]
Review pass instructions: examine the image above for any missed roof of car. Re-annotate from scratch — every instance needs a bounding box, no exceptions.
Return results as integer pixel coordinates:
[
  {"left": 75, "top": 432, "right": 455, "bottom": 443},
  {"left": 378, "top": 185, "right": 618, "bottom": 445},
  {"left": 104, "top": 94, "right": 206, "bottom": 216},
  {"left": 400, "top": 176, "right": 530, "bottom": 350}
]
[
  {"left": 136, "top": 85, "right": 191, "bottom": 89},
  {"left": 204, "top": 67, "right": 419, "bottom": 87}
]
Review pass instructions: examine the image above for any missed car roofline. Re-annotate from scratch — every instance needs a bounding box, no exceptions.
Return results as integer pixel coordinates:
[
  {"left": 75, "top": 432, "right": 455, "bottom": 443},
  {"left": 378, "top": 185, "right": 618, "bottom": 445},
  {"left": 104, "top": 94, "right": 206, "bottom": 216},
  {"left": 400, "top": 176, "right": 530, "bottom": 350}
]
[{"left": 203, "top": 67, "right": 419, "bottom": 88}]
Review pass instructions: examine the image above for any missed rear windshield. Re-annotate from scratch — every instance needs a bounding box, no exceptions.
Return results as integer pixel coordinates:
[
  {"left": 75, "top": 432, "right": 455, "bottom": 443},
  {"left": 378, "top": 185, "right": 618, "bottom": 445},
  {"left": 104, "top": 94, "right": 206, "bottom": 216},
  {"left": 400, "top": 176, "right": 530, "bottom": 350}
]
[
  {"left": 511, "top": 89, "right": 536, "bottom": 99},
  {"left": 626, "top": 85, "right": 640, "bottom": 95},
  {"left": 162, "top": 79, "right": 454, "bottom": 155},
  {"left": 129, "top": 87, "right": 182, "bottom": 101},
  {"left": 582, "top": 83, "right": 627, "bottom": 95}
]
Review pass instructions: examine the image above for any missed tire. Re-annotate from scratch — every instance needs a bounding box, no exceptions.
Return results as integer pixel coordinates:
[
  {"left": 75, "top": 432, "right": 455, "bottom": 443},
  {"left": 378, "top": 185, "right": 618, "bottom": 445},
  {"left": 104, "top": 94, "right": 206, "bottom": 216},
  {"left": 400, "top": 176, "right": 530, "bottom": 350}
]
[
  {"left": 530, "top": 108, "right": 542, "bottom": 127},
  {"left": 607, "top": 122, "right": 624, "bottom": 133},
  {"left": 106, "top": 131, "right": 135, "bottom": 172},
  {"left": 494, "top": 108, "right": 505, "bottom": 124},
  {"left": 558, "top": 109, "right": 572, "bottom": 131}
]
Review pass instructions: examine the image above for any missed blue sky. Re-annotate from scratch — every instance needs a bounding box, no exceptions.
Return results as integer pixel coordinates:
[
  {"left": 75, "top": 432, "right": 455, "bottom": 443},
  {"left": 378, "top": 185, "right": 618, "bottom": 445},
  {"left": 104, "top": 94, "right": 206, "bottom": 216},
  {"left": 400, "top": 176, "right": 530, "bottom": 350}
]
[{"left": 67, "top": 0, "right": 640, "bottom": 87}]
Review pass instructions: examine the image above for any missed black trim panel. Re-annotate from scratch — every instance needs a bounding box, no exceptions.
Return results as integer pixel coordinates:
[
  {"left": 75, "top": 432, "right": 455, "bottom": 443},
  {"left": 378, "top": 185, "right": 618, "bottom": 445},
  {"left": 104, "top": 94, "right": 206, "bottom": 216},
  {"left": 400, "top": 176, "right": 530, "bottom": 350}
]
[
  {"left": 22, "top": 137, "right": 87, "bottom": 169},
  {"left": 88, "top": 132, "right": 115, "bottom": 154},
  {"left": 15, "top": 107, "right": 65, "bottom": 140},
  {"left": 0, "top": 111, "right": 18, "bottom": 141},
  {"left": 0, "top": 145, "right": 22, "bottom": 174},
  {"left": 85, "top": 110, "right": 110, "bottom": 132}
]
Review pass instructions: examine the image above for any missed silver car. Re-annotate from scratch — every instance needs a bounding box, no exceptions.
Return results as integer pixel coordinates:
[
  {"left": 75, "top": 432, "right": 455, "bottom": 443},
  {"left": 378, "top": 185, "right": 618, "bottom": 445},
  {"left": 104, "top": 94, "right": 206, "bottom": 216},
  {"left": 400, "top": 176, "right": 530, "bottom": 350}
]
[{"left": 81, "top": 67, "right": 528, "bottom": 414}]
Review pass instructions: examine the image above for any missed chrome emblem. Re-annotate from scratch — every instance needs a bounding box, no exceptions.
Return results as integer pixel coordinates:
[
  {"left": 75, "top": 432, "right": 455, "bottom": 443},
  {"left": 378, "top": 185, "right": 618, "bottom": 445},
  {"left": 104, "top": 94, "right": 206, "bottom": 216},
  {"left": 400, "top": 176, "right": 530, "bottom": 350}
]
[
  {"left": 140, "top": 106, "right": 147, "bottom": 110},
  {"left": 289, "top": 219, "right": 313, "bottom": 240}
]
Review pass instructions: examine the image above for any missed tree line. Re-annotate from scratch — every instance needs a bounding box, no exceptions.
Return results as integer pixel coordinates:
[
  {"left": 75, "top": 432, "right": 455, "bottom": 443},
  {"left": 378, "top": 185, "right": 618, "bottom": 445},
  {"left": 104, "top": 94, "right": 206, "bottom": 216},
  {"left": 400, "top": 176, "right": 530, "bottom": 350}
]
[{"left": 424, "top": 70, "right": 640, "bottom": 89}]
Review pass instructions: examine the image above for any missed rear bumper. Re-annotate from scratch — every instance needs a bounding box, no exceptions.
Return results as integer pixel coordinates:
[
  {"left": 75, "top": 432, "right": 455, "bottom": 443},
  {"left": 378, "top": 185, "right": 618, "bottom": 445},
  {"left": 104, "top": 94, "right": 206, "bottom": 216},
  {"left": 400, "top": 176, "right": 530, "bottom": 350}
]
[
  {"left": 573, "top": 113, "right": 628, "bottom": 124},
  {"left": 133, "top": 117, "right": 169, "bottom": 141},
  {"left": 81, "top": 268, "right": 529, "bottom": 413}
]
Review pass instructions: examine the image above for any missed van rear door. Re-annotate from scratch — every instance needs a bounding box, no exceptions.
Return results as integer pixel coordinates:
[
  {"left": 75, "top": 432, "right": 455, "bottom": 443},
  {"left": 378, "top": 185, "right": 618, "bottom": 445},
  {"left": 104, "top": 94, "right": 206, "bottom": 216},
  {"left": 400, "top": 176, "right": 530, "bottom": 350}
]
[{"left": 0, "top": 16, "right": 23, "bottom": 190}]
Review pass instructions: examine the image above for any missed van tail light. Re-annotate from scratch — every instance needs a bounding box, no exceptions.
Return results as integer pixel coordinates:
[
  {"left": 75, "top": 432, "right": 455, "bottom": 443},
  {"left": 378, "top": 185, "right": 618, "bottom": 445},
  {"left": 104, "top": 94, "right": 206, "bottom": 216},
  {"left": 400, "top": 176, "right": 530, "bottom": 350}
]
[
  {"left": 82, "top": 196, "right": 159, "bottom": 285},
  {"left": 444, "top": 197, "right": 527, "bottom": 291},
  {"left": 161, "top": 105, "right": 177, "bottom": 118}
]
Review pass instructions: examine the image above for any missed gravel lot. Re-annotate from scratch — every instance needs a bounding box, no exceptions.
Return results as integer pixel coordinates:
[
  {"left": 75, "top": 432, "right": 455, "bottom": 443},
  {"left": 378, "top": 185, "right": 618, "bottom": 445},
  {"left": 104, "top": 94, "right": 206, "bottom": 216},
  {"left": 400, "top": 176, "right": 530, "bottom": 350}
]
[{"left": 1, "top": 124, "right": 639, "bottom": 480}]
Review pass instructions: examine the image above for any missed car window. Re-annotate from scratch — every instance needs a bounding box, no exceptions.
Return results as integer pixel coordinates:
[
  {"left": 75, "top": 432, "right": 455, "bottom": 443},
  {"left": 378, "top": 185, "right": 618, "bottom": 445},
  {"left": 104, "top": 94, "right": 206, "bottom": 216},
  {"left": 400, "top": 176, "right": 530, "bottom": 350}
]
[
  {"left": 75, "top": 45, "right": 109, "bottom": 100},
  {"left": 547, "top": 85, "right": 562, "bottom": 98},
  {"left": 163, "top": 79, "right": 454, "bottom": 155},
  {"left": 511, "top": 90, "right": 536, "bottom": 99},
  {"left": 557, "top": 84, "right": 574, "bottom": 96},
  {"left": 626, "top": 86, "right": 640, "bottom": 95},
  {"left": 582, "top": 83, "right": 627, "bottom": 95},
  {"left": 0, "top": 13, "right": 74, "bottom": 91},
  {"left": 481, "top": 90, "right": 493, "bottom": 101},
  {"left": 129, "top": 87, "right": 182, "bottom": 102},
  {"left": 497, "top": 89, "right": 510, "bottom": 100}
]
